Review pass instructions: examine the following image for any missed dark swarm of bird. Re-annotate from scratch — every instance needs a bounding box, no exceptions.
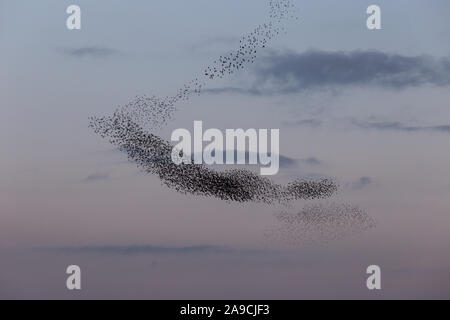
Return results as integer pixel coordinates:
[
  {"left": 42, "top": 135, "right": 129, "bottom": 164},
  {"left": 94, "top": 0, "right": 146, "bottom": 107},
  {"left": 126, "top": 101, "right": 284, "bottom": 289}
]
[
  {"left": 88, "top": 0, "right": 376, "bottom": 244},
  {"left": 89, "top": 1, "right": 340, "bottom": 204}
]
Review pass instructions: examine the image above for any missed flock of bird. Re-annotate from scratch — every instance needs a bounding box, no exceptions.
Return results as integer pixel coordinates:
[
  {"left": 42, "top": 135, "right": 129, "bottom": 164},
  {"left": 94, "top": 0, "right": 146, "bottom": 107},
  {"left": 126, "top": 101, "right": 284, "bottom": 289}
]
[
  {"left": 266, "top": 203, "right": 376, "bottom": 245},
  {"left": 90, "top": 0, "right": 338, "bottom": 205},
  {"left": 88, "top": 0, "right": 375, "bottom": 244},
  {"left": 91, "top": 113, "right": 338, "bottom": 203}
]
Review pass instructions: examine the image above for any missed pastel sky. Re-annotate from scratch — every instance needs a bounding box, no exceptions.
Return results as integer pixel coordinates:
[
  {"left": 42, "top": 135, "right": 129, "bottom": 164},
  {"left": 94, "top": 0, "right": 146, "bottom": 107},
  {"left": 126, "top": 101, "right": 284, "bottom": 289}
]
[{"left": 1, "top": 0, "right": 450, "bottom": 299}]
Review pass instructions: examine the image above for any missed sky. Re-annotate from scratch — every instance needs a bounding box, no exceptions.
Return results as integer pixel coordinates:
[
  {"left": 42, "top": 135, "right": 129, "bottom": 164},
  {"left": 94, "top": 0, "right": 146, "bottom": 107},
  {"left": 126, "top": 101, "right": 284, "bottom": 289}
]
[{"left": 1, "top": 0, "right": 450, "bottom": 299}]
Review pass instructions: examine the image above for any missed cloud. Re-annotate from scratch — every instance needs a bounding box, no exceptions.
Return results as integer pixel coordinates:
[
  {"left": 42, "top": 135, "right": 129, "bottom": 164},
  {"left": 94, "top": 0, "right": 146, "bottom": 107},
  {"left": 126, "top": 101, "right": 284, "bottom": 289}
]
[
  {"left": 122, "top": 147, "right": 318, "bottom": 170},
  {"left": 285, "top": 118, "right": 450, "bottom": 135},
  {"left": 283, "top": 119, "right": 323, "bottom": 127},
  {"left": 346, "top": 177, "right": 373, "bottom": 190},
  {"left": 277, "top": 154, "right": 297, "bottom": 168},
  {"left": 256, "top": 50, "right": 450, "bottom": 91},
  {"left": 83, "top": 172, "right": 110, "bottom": 182},
  {"left": 205, "top": 50, "right": 450, "bottom": 95},
  {"left": 202, "top": 87, "right": 263, "bottom": 95},
  {"left": 62, "top": 46, "right": 118, "bottom": 58},
  {"left": 352, "top": 120, "right": 450, "bottom": 134},
  {"left": 49, "top": 245, "right": 240, "bottom": 255},
  {"left": 186, "top": 150, "right": 299, "bottom": 169},
  {"left": 300, "top": 157, "right": 322, "bottom": 166}
]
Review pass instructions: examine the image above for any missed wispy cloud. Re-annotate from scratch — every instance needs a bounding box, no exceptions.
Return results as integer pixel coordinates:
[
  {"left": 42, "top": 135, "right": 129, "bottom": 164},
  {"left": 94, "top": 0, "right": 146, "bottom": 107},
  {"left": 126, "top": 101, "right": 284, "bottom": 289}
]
[
  {"left": 346, "top": 177, "right": 374, "bottom": 190},
  {"left": 202, "top": 87, "right": 263, "bottom": 95},
  {"left": 48, "top": 245, "right": 243, "bottom": 255},
  {"left": 286, "top": 117, "right": 450, "bottom": 135},
  {"left": 182, "top": 150, "right": 300, "bottom": 169},
  {"left": 300, "top": 157, "right": 322, "bottom": 166},
  {"left": 83, "top": 172, "right": 110, "bottom": 183},
  {"left": 283, "top": 119, "right": 323, "bottom": 127},
  {"left": 120, "top": 146, "right": 320, "bottom": 170},
  {"left": 351, "top": 120, "right": 450, "bottom": 134},
  {"left": 62, "top": 46, "right": 118, "bottom": 58}
]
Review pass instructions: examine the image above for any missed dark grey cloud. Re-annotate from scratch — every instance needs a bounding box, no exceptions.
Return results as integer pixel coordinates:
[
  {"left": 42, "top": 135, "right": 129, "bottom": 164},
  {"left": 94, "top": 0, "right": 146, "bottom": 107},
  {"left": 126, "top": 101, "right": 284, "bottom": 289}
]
[
  {"left": 48, "top": 245, "right": 242, "bottom": 255},
  {"left": 300, "top": 157, "right": 322, "bottom": 166},
  {"left": 346, "top": 177, "right": 373, "bottom": 190},
  {"left": 279, "top": 154, "right": 297, "bottom": 168},
  {"left": 256, "top": 50, "right": 450, "bottom": 92},
  {"left": 83, "top": 172, "right": 110, "bottom": 182},
  {"left": 280, "top": 155, "right": 298, "bottom": 168},
  {"left": 206, "top": 50, "right": 450, "bottom": 95},
  {"left": 62, "top": 46, "right": 118, "bottom": 58}
]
